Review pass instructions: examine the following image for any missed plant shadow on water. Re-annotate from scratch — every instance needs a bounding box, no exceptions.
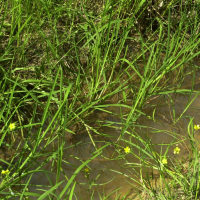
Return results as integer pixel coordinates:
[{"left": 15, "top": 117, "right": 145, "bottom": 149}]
[
  {"left": 0, "top": 54, "right": 200, "bottom": 199},
  {"left": 15, "top": 66, "right": 200, "bottom": 200},
  {"left": 25, "top": 114, "right": 141, "bottom": 199}
]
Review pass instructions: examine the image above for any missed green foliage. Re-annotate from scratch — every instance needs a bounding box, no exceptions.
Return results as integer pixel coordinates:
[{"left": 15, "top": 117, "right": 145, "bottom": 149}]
[{"left": 0, "top": 0, "right": 200, "bottom": 199}]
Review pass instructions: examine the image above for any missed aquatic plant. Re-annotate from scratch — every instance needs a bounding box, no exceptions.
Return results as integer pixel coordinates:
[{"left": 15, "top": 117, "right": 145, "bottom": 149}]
[
  {"left": 161, "top": 158, "right": 168, "bottom": 165},
  {"left": 0, "top": 0, "right": 200, "bottom": 199},
  {"left": 8, "top": 123, "right": 16, "bottom": 131},
  {"left": 1, "top": 169, "right": 9, "bottom": 175},
  {"left": 124, "top": 146, "right": 131, "bottom": 154},
  {"left": 173, "top": 147, "right": 180, "bottom": 154}
]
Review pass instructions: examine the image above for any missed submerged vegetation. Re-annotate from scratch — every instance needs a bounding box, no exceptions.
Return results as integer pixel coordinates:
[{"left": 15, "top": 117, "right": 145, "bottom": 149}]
[{"left": 1, "top": 0, "right": 200, "bottom": 199}]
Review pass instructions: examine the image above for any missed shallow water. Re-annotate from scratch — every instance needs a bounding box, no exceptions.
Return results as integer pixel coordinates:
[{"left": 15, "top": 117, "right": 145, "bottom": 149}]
[
  {"left": 24, "top": 92, "right": 200, "bottom": 199},
  {"left": 2, "top": 62, "right": 200, "bottom": 199}
]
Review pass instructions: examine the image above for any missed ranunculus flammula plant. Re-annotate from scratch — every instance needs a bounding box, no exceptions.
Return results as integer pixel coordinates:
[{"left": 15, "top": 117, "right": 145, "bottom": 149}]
[
  {"left": 194, "top": 125, "right": 200, "bottom": 130},
  {"left": 9, "top": 123, "right": 16, "bottom": 130},
  {"left": 174, "top": 147, "right": 180, "bottom": 154},
  {"left": 1, "top": 169, "right": 9, "bottom": 175},
  {"left": 124, "top": 146, "right": 130, "bottom": 154},
  {"left": 85, "top": 168, "right": 89, "bottom": 173},
  {"left": 162, "top": 158, "right": 167, "bottom": 165}
]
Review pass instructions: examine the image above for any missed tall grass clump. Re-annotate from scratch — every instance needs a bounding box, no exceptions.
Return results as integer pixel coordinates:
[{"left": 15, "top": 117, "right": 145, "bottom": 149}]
[{"left": 0, "top": 0, "right": 200, "bottom": 199}]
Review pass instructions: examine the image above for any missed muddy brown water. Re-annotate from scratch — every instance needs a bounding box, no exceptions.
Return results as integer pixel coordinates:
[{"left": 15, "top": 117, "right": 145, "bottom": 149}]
[
  {"left": 26, "top": 91, "right": 200, "bottom": 198},
  {"left": 2, "top": 63, "right": 200, "bottom": 199}
]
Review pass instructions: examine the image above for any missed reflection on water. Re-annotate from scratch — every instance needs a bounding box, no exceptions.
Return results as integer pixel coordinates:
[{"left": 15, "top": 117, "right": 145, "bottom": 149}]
[
  {"left": 26, "top": 119, "right": 141, "bottom": 200},
  {"left": 2, "top": 64, "right": 200, "bottom": 200},
  {"left": 23, "top": 90, "right": 200, "bottom": 199}
]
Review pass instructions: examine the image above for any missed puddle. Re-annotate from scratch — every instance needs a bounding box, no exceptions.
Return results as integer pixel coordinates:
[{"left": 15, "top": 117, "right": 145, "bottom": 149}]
[
  {"left": 1, "top": 60, "right": 200, "bottom": 200},
  {"left": 22, "top": 93, "right": 200, "bottom": 199},
  {"left": 24, "top": 115, "right": 142, "bottom": 199}
]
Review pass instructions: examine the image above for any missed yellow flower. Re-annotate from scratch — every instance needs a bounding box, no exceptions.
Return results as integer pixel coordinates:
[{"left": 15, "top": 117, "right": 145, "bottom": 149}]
[
  {"left": 1, "top": 169, "right": 9, "bottom": 175},
  {"left": 84, "top": 168, "right": 89, "bottom": 173},
  {"left": 162, "top": 158, "right": 167, "bottom": 165},
  {"left": 194, "top": 125, "right": 200, "bottom": 130},
  {"left": 174, "top": 147, "right": 180, "bottom": 154},
  {"left": 9, "top": 123, "right": 16, "bottom": 130},
  {"left": 124, "top": 146, "right": 130, "bottom": 154}
]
